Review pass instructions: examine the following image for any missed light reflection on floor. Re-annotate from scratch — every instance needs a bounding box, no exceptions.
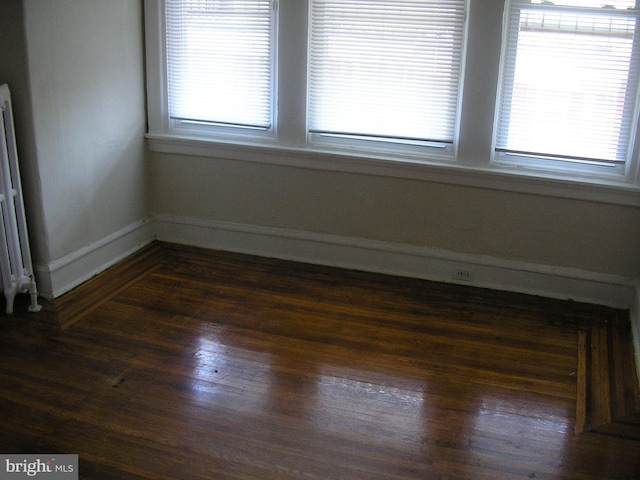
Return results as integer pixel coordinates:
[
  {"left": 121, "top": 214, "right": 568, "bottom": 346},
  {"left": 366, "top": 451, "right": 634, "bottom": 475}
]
[
  {"left": 190, "top": 332, "right": 272, "bottom": 409},
  {"left": 469, "top": 394, "right": 572, "bottom": 469},
  {"left": 312, "top": 367, "right": 428, "bottom": 444},
  {"left": 185, "top": 328, "right": 580, "bottom": 477}
]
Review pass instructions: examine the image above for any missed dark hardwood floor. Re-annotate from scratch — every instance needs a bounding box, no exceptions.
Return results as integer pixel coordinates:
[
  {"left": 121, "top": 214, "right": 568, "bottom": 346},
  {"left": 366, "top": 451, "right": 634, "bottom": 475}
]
[{"left": 0, "top": 242, "right": 639, "bottom": 479}]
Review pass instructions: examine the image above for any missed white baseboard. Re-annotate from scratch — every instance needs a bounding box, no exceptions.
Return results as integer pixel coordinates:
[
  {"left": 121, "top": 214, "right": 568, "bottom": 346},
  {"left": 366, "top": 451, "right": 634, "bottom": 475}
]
[
  {"left": 154, "top": 214, "right": 636, "bottom": 310},
  {"left": 34, "top": 218, "right": 155, "bottom": 299}
]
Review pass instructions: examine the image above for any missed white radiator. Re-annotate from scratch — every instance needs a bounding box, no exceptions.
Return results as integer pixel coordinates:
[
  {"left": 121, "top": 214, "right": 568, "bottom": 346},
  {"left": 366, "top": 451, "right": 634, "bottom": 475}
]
[{"left": 0, "top": 84, "right": 40, "bottom": 314}]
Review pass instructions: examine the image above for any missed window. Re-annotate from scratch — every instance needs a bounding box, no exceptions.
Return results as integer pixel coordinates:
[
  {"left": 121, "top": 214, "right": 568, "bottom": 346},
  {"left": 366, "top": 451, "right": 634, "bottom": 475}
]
[
  {"left": 495, "top": 0, "right": 640, "bottom": 175},
  {"left": 164, "top": 0, "right": 275, "bottom": 136},
  {"left": 307, "top": 0, "right": 465, "bottom": 152}
]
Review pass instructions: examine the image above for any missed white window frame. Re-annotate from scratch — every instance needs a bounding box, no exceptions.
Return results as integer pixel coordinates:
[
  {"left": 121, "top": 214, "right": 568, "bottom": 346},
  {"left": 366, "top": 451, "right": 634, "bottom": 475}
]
[
  {"left": 492, "top": 0, "right": 640, "bottom": 182},
  {"left": 144, "top": 0, "right": 640, "bottom": 207},
  {"left": 146, "top": 0, "right": 278, "bottom": 144},
  {"left": 306, "top": 0, "right": 466, "bottom": 160}
]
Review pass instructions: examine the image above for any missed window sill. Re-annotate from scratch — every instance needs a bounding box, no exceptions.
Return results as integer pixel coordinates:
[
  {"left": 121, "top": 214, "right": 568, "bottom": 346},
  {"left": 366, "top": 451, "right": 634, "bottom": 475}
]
[{"left": 146, "top": 133, "right": 640, "bottom": 207}]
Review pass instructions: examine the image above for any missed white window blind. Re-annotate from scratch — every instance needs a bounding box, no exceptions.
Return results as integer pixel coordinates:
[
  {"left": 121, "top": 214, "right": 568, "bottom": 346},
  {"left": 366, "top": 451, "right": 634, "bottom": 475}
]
[
  {"left": 495, "top": 0, "right": 640, "bottom": 166},
  {"left": 308, "top": 0, "right": 466, "bottom": 145},
  {"left": 165, "top": 0, "right": 275, "bottom": 130}
]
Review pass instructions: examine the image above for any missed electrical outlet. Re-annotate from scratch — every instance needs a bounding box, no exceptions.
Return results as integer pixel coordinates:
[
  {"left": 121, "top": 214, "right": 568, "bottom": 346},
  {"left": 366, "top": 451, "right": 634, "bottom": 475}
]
[{"left": 454, "top": 268, "right": 474, "bottom": 282}]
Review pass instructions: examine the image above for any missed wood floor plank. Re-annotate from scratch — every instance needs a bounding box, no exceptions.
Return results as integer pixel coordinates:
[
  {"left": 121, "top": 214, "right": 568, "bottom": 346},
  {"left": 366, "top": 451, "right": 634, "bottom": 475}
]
[
  {"left": 0, "top": 242, "right": 638, "bottom": 479},
  {"left": 575, "top": 328, "right": 588, "bottom": 433}
]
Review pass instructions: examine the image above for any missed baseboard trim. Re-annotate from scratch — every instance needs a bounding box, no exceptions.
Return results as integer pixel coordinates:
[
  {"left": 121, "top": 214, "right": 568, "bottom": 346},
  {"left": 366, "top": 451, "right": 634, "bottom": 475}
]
[
  {"left": 34, "top": 218, "right": 155, "bottom": 299},
  {"left": 153, "top": 214, "right": 635, "bottom": 309}
]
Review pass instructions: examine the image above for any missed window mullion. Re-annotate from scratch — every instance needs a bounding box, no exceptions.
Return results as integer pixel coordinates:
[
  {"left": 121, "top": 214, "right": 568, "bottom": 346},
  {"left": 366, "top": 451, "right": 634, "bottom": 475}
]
[
  {"left": 457, "top": 0, "right": 504, "bottom": 166},
  {"left": 144, "top": 0, "right": 170, "bottom": 134},
  {"left": 276, "top": 0, "right": 308, "bottom": 148}
]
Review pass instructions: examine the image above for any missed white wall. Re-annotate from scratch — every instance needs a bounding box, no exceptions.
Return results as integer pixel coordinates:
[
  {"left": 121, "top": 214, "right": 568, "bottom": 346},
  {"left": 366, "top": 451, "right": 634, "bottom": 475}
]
[
  {"left": 0, "top": 0, "right": 46, "bottom": 272},
  {"left": 155, "top": 156, "right": 637, "bottom": 278},
  {"left": 16, "top": 0, "right": 151, "bottom": 297}
]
